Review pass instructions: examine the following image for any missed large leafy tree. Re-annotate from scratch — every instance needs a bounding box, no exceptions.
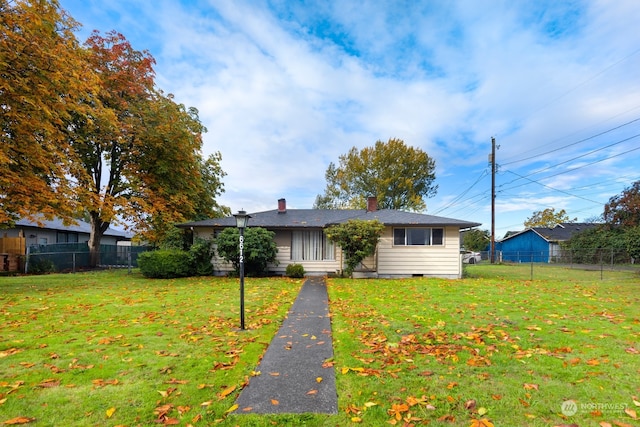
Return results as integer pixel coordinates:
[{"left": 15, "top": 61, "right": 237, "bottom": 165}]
[
  {"left": 0, "top": 0, "right": 96, "bottom": 224},
  {"left": 2, "top": 2, "right": 227, "bottom": 266},
  {"left": 603, "top": 180, "right": 640, "bottom": 227},
  {"left": 70, "top": 30, "right": 226, "bottom": 264},
  {"left": 314, "top": 138, "right": 437, "bottom": 211},
  {"left": 524, "top": 208, "right": 576, "bottom": 228}
]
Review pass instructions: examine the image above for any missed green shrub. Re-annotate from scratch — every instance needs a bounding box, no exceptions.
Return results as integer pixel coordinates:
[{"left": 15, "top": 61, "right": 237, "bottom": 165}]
[
  {"left": 215, "top": 227, "right": 278, "bottom": 276},
  {"left": 324, "top": 219, "right": 385, "bottom": 277},
  {"left": 138, "top": 249, "right": 192, "bottom": 278},
  {"left": 285, "top": 263, "right": 305, "bottom": 278},
  {"left": 188, "top": 238, "right": 214, "bottom": 276},
  {"left": 28, "top": 257, "right": 56, "bottom": 274}
]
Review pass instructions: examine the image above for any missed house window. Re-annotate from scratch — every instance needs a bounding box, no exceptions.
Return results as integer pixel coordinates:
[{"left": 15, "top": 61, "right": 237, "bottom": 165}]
[
  {"left": 291, "top": 230, "right": 335, "bottom": 261},
  {"left": 393, "top": 228, "right": 444, "bottom": 246},
  {"left": 56, "top": 232, "right": 79, "bottom": 243}
]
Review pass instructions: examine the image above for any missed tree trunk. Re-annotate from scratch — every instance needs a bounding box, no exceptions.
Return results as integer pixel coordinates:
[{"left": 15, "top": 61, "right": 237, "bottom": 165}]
[{"left": 88, "top": 212, "right": 107, "bottom": 268}]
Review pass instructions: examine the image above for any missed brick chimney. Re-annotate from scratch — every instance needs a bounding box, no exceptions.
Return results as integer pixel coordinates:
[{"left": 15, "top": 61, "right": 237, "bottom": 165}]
[
  {"left": 278, "top": 198, "right": 286, "bottom": 213},
  {"left": 367, "top": 196, "right": 378, "bottom": 212}
]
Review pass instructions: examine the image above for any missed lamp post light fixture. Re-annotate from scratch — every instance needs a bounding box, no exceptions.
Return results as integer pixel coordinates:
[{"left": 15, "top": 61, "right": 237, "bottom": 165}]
[{"left": 233, "top": 210, "right": 251, "bottom": 330}]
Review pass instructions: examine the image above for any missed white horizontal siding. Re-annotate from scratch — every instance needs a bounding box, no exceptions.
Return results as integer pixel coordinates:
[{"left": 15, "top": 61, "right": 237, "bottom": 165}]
[
  {"left": 377, "top": 226, "right": 462, "bottom": 278},
  {"left": 195, "top": 225, "right": 463, "bottom": 278}
]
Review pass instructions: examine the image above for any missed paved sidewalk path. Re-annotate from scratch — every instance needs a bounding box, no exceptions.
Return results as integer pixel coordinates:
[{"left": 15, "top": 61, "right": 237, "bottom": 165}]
[{"left": 234, "top": 276, "right": 338, "bottom": 414}]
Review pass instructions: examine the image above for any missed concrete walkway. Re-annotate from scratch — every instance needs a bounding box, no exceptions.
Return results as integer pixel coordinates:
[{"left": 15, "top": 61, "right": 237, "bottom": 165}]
[{"left": 234, "top": 276, "right": 338, "bottom": 414}]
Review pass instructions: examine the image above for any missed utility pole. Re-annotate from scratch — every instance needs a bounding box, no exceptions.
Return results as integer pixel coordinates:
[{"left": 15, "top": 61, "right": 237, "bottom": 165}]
[{"left": 490, "top": 137, "right": 496, "bottom": 264}]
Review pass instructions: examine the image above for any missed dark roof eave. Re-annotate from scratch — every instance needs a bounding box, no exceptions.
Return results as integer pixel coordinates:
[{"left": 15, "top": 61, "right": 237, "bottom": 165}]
[{"left": 178, "top": 209, "right": 482, "bottom": 229}]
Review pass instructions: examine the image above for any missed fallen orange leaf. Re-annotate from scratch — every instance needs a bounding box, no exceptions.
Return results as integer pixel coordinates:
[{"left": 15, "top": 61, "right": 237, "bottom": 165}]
[
  {"left": 217, "top": 385, "right": 236, "bottom": 399},
  {"left": 2, "top": 417, "right": 35, "bottom": 425},
  {"left": 271, "top": 399, "right": 279, "bottom": 405}
]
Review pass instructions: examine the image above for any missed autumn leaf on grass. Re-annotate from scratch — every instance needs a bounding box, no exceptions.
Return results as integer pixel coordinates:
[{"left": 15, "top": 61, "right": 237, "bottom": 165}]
[
  {"left": 217, "top": 385, "right": 236, "bottom": 400},
  {"left": 0, "top": 348, "right": 23, "bottom": 358},
  {"left": 157, "top": 388, "right": 177, "bottom": 398},
  {"left": 165, "top": 378, "right": 188, "bottom": 384},
  {"left": 225, "top": 404, "right": 238, "bottom": 414},
  {"left": 406, "top": 396, "right": 429, "bottom": 407},
  {"left": 611, "top": 422, "right": 635, "bottom": 427},
  {"left": 105, "top": 407, "right": 116, "bottom": 418},
  {"left": 37, "top": 379, "right": 60, "bottom": 388},
  {"left": 523, "top": 383, "right": 539, "bottom": 390},
  {"left": 387, "top": 403, "right": 409, "bottom": 421},
  {"left": 470, "top": 419, "right": 494, "bottom": 427},
  {"left": 625, "top": 408, "right": 638, "bottom": 419},
  {"left": 2, "top": 417, "right": 35, "bottom": 425}
]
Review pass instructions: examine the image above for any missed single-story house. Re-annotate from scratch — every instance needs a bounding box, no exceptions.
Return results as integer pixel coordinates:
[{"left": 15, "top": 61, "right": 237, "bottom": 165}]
[
  {"left": 496, "top": 222, "right": 597, "bottom": 263},
  {"left": 2, "top": 217, "right": 131, "bottom": 250},
  {"left": 180, "top": 198, "right": 481, "bottom": 279}
]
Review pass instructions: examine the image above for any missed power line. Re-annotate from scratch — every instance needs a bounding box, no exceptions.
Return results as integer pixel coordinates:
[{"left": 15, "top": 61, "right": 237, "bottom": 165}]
[
  {"left": 501, "top": 116, "right": 640, "bottom": 166},
  {"left": 500, "top": 105, "right": 640, "bottom": 165},
  {"left": 501, "top": 132, "right": 640, "bottom": 187},
  {"left": 503, "top": 170, "right": 603, "bottom": 205},
  {"left": 519, "top": 47, "right": 640, "bottom": 123},
  {"left": 432, "top": 169, "right": 488, "bottom": 215}
]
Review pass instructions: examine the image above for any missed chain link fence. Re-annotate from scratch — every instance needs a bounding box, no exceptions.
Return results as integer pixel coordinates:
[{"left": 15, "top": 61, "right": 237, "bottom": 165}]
[
  {"left": 472, "top": 248, "right": 639, "bottom": 281},
  {"left": 25, "top": 243, "right": 151, "bottom": 273}
]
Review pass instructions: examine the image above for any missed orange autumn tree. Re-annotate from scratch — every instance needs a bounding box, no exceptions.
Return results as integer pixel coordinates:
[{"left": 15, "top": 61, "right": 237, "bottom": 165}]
[
  {"left": 72, "top": 30, "right": 226, "bottom": 266},
  {"left": 1, "top": 1, "right": 226, "bottom": 267},
  {"left": 0, "top": 0, "right": 96, "bottom": 224}
]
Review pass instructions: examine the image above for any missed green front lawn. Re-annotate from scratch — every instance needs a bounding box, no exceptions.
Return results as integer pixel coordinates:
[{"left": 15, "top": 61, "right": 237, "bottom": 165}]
[{"left": 1, "top": 266, "right": 638, "bottom": 426}]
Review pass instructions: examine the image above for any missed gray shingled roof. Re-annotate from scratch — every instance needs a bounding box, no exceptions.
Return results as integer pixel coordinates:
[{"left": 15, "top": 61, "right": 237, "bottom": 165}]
[
  {"left": 502, "top": 222, "right": 597, "bottom": 243},
  {"left": 532, "top": 223, "right": 597, "bottom": 242},
  {"left": 179, "top": 208, "right": 481, "bottom": 229},
  {"left": 15, "top": 217, "right": 132, "bottom": 238}
]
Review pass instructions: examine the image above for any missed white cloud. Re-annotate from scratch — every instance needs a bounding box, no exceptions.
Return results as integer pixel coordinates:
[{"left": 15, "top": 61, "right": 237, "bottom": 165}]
[{"left": 61, "top": 0, "right": 640, "bottom": 234}]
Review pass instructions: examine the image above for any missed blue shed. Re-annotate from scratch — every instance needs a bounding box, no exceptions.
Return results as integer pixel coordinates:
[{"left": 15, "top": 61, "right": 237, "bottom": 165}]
[{"left": 496, "top": 223, "right": 596, "bottom": 263}]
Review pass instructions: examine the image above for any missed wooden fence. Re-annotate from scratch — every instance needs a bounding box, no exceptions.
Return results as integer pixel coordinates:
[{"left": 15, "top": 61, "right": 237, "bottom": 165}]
[
  {"left": 1, "top": 232, "right": 26, "bottom": 272},
  {"left": 1, "top": 232, "right": 26, "bottom": 255}
]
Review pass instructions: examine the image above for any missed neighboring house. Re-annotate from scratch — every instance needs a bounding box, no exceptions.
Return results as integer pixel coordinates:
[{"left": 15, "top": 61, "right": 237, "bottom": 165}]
[
  {"left": 2, "top": 217, "right": 131, "bottom": 249},
  {"left": 496, "top": 223, "right": 597, "bottom": 263},
  {"left": 180, "top": 198, "right": 481, "bottom": 279}
]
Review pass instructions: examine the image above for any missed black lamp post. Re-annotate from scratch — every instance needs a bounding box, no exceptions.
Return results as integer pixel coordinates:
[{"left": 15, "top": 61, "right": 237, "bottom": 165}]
[{"left": 233, "top": 210, "right": 250, "bottom": 330}]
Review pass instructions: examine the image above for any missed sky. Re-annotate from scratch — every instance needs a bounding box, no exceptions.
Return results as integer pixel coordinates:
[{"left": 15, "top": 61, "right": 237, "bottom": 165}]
[{"left": 58, "top": 0, "right": 640, "bottom": 238}]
